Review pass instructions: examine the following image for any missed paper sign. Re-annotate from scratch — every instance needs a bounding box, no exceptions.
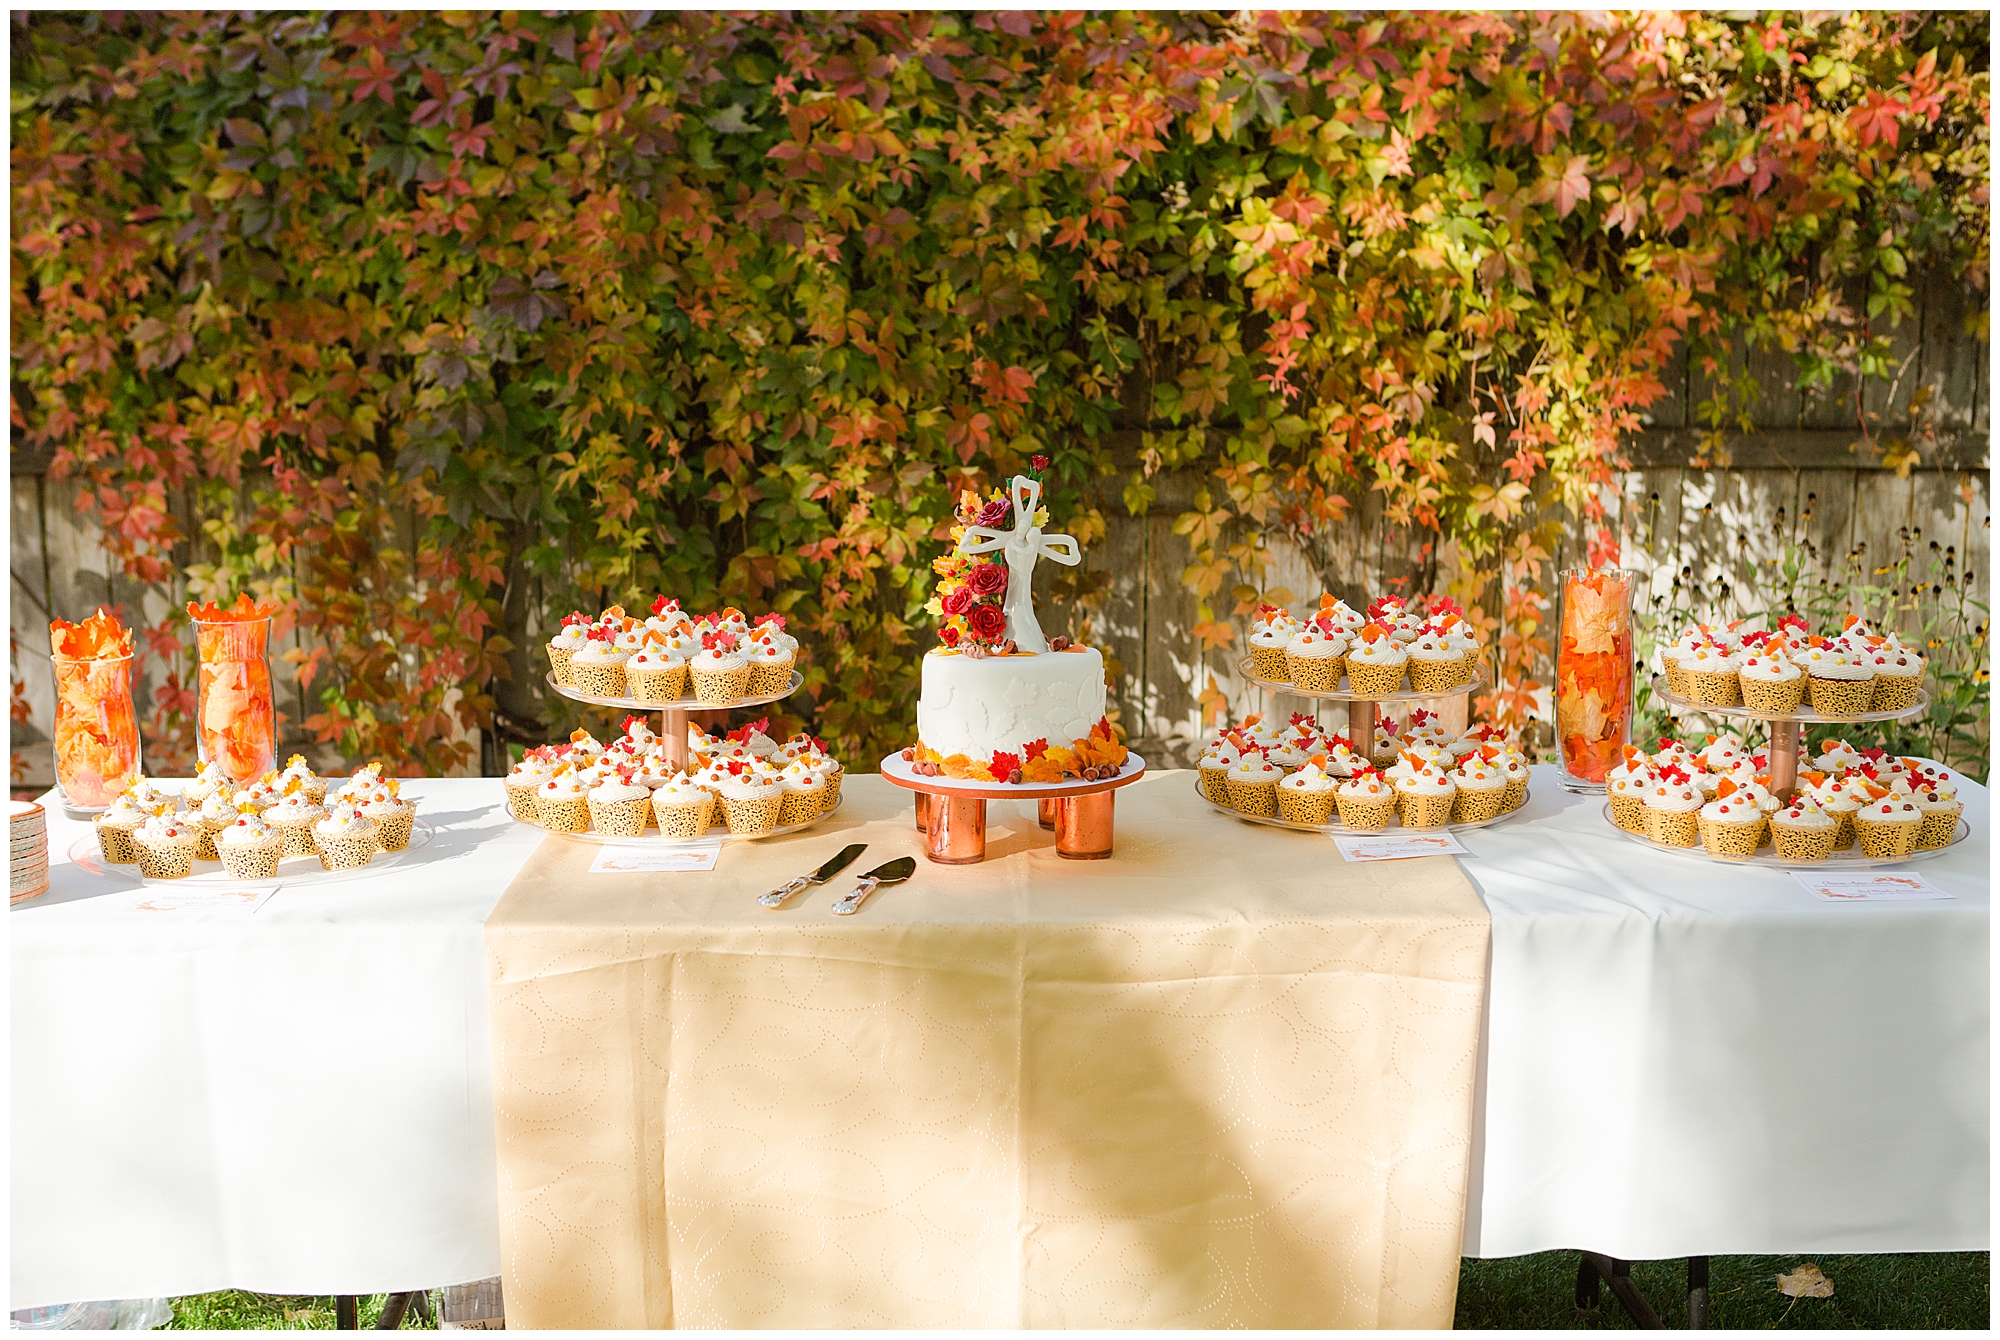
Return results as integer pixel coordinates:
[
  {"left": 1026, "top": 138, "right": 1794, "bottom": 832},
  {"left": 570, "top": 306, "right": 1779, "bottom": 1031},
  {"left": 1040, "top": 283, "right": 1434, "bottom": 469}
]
[
  {"left": 131, "top": 884, "right": 279, "bottom": 913},
  {"left": 1333, "top": 831, "right": 1469, "bottom": 862},
  {"left": 589, "top": 842, "right": 722, "bottom": 874},
  {"left": 1793, "top": 871, "right": 1953, "bottom": 903}
]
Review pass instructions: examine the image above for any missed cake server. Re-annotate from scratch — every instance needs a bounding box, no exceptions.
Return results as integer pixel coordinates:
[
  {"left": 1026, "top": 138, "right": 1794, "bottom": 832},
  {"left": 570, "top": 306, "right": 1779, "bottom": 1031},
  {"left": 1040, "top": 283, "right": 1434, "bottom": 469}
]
[
  {"left": 759, "top": 843, "right": 867, "bottom": 909},
  {"left": 830, "top": 856, "right": 916, "bottom": 916}
]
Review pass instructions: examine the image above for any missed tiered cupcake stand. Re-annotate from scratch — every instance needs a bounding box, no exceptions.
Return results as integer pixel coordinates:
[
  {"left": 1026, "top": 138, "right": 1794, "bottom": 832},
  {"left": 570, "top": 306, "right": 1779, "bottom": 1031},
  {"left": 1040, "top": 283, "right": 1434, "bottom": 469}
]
[
  {"left": 1606, "top": 676, "right": 1967, "bottom": 867},
  {"left": 534, "top": 669, "right": 841, "bottom": 846},
  {"left": 1230, "top": 657, "right": 1531, "bottom": 835},
  {"left": 879, "top": 751, "right": 1147, "bottom": 864}
]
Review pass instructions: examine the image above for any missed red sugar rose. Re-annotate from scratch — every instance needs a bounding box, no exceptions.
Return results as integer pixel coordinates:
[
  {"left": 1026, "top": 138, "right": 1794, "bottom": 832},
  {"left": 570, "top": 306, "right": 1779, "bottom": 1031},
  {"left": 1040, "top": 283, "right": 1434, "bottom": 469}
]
[
  {"left": 967, "top": 604, "right": 1007, "bottom": 641},
  {"left": 966, "top": 562, "right": 1008, "bottom": 596}
]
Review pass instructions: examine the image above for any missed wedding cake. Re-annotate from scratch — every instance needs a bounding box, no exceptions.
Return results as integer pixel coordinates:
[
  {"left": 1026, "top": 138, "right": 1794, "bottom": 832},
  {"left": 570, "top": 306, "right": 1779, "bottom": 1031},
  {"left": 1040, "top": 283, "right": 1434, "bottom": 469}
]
[{"left": 908, "top": 468, "right": 1127, "bottom": 783}]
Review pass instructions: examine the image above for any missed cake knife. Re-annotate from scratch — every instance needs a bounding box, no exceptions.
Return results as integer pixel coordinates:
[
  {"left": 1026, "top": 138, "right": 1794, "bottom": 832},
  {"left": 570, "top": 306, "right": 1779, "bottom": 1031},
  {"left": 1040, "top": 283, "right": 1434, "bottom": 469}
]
[
  {"left": 759, "top": 843, "right": 867, "bottom": 909},
  {"left": 830, "top": 857, "right": 916, "bottom": 916}
]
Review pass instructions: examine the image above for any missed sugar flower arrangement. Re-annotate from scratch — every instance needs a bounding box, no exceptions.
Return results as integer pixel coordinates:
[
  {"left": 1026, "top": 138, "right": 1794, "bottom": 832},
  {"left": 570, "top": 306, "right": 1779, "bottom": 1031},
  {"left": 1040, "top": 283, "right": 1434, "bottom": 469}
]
[{"left": 926, "top": 454, "right": 1052, "bottom": 654}]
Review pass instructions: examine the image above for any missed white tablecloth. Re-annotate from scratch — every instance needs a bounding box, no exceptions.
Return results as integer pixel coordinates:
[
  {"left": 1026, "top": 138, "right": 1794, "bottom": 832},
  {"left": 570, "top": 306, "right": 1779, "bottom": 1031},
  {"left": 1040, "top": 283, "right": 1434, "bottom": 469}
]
[
  {"left": 10, "top": 779, "right": 540, "bottom": 1310},
  {"left": 1457, "top": 764, "right": 1989, "bottom": 1260}
]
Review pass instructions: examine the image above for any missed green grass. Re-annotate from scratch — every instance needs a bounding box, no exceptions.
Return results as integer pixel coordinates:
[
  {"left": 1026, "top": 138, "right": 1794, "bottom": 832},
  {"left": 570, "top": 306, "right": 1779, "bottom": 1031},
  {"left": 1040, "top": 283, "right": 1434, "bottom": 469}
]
[
  {"left": 162, "top": 1254, "right": 1988, "bottom": 1328},
  {"left": 1455, "top": 1251, "right": 1990, "bottom": 1329}
]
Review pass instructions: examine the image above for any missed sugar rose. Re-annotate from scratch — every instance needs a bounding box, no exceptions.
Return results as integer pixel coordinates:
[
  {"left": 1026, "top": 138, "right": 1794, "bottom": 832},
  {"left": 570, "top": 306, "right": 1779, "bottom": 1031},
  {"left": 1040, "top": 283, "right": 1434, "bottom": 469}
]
[
  {"left": 966, "top": 562, "right": 1008, "bottom": 596},
  {"left": 967, "top": 604, "right": 1007, "bottom": 641},
  {"left": 941, "top": 587, "right": 973, "bottom": 616}
]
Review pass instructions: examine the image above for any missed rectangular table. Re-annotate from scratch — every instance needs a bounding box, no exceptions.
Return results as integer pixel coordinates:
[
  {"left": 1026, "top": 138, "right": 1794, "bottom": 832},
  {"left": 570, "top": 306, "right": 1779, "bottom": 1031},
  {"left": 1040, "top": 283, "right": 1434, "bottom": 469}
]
[
  {"left": 10, "top": 779, "right": 540, "bottom": 1309},
  {"left": 484, "top": 772, "right": 1492, "bottom": 1328}
]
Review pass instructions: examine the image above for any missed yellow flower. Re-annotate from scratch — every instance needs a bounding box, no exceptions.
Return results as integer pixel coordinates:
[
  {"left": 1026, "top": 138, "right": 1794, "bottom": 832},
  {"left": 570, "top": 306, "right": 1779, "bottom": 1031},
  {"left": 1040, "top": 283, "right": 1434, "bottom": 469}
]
[{"left": 924, "top": 596, "right": 945, "bottom": 618}]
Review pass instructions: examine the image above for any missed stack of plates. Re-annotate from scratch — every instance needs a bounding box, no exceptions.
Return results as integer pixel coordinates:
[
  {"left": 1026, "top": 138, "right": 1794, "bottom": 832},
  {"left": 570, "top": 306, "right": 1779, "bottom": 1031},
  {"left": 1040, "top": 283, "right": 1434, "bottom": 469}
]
[{"left": 11, "top": 800, "right": 49, "bottom": 904}]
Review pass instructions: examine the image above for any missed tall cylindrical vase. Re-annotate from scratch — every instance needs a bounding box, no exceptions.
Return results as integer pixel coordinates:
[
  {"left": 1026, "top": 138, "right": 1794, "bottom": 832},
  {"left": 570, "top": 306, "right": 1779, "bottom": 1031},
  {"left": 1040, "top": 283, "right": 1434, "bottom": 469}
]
[
  {"left": 193, "top": 615, "right": 276, "bottom": 785},
  {"left": 1553, "top": 568, "right": 1638, "bottom": 792},
  {"left": 52, "top": 651, "right": 142, "bottom": 810}
]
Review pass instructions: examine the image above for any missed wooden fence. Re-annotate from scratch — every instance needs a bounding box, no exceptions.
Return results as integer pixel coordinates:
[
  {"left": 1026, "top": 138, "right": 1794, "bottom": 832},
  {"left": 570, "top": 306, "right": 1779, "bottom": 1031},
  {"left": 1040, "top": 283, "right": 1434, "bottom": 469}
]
[{"left": 10, "top": 272, "right": 1988, "bottom": 783}]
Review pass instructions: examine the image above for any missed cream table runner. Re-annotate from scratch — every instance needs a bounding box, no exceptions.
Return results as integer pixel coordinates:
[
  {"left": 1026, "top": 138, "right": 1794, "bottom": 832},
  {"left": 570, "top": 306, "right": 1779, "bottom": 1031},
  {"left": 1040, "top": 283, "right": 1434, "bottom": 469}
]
[{"left": 485, "top": 771, "right": 1490, "bottom": 1328}]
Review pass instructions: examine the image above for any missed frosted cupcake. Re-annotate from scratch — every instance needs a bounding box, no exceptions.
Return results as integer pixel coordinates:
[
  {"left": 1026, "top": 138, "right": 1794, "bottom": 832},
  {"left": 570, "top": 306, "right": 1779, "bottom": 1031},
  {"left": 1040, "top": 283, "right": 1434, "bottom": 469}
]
[
  {"left": 1394, "top": 760, "right": 1457, "bottom": 829},
  {"left": 1640, "top": 773, "right": 1703, "bottom": 847},
  {"left": 806, "top": 751, "right": 843, "bottom": 808},
  {"left": 587, "top": 774, "right": 652, "bottom": 837},
  {"left": 690, "top": 633, "right": 752, "bottom": 704},
  {"left": 183, "top": 760, "right": 236, "bottom": 811},
  {"left": 1769, "top": 797, "right": 1837, "bottom": 862},
  {"left": 536, "top": 772, "right": 590, "bottom": 834},
  {"left": 1814, "top": 739, "right": 1864, "bottom": 773},
  {"left": 1661, "top": 627, "right": 1708, "bottom": 698},
  {"left": 651, "top": 774, "right": 715, "bottom": 838},
  {"left": 1406, "top": 631, "right": 1465, "bottom": 693},
  {"left": 1492, "top": 748, "right": 1531, "bottom": 812},
  {"left": 745, "top": 634, "right": 796, "bottom": 697},
  {"left": 1344, "top": 625, "right": 1409, "bottom": 695},
  {"left": 717, "top": 768, "right": 783, "bottom": 836},
  {"left": 1683, "top": 642, "right": 1741, "bottom": 707},
  {"left": 505, "top": 753, "right": 554, "bottom": 823},
  {"left": 264, "top": 791, "right": 327, "bottom": 859},
  {"left": 569, "top": 635, "right": 630, "bottom": 699},
  {"left": 1853, "top": 794, "right": 1922, "bottom": 859},
  {"left": 312, "top": 805, "right": 380, "bottom": 871},
  {"left": 1738, "top": 649, "right": 1805, "bottom": 713},
  {"left": 195, "top": 788, "right": 241, "bottom": 860},
  {"left": 777, "top": 763, "right": 828, "bottom": 826},
  {"left": 357, "top": 781, "right": 417, "bottom": 851},
  {"left": 1276, "top": 761, "right": 1338, "bottom": 826},
  {"left": 1334, "top": 769, "right": 1397, "bottom": 829},
  {"left": 278, "top": 754, "right": 329, "bottom": 806},
  {"left": 1261, "top": 737, "right": 1311, "bottom": 772},
  {"left": 229, "top": 778, "right": 281, "bottom": 815},
  {"left": 1319, "top": 737, "right": 1365, "bottom": 778},
  {"left": 1226, "top": 754, "right": 1284, "bottom": 816},
  {"left": 1913, "top": 780, "right": 1962, "bottom": 849},
  {"left": 131, "top": 813, "right": 201, "bottom": 879},
  {"left": 546, "top": 617, "right": 591, "bottom": 686},
  {"left": 1799, "top": 644, "right": 1873, "bottom": 716},
  {"left": 1198, "top": 740, "right": 1241, "bottom": 803},
  {"left": 93, "top": 792, "right": 157, "bottom": 864},
  {"left": 626, "top": 645, "right": 689, "bottom": 703},
  {"left": 1605, "top": 755, "right": 1652, "bottom": 834},
  {"left": 1451, "top": 756, "right": 1508, "bottom": 823},
  {"left": 1247, "top": 608, "right": 1299, "bottom": 681},
  {"left": 1697, "top": 782, "right": 1767, "bottom": 858},
  {"left": 1283, "top": 624, "right": 1348, "bottom": 692},
  {"left": 1803, "top": 773, "right": 1863, "bottom": 849},
  {"left": 1865, "top": 637, "right": 1926, "bottom": 712},
  {"left": 215, "top": 810, "right": 285, "bottom": 879}
]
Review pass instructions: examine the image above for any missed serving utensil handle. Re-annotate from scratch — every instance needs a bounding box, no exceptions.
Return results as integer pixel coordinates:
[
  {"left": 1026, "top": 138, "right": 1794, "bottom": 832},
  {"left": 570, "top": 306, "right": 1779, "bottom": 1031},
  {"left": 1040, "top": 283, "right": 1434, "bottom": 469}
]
[
  {"left": 830, "top": 877, "right": 879, "bottom": 916},
  {"left": 758, "top": 875, "right": 812, "bottom": 909}
]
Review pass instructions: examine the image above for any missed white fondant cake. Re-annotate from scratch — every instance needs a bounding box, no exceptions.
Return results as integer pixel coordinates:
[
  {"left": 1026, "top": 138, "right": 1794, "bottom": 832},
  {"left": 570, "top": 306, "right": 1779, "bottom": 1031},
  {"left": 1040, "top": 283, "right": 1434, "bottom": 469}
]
[{"left": 915, "top": 647, "right": 1106, "bottom": 760}]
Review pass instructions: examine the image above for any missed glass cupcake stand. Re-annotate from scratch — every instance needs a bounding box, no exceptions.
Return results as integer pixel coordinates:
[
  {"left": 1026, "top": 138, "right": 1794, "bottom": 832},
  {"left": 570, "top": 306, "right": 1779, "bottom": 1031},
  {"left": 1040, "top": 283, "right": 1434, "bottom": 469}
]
[
  {"left": 1614, "top": 675, "right": 1967, "bottom": 867},
  {"left": 1232, "top": 656, "right": 1534, "bottom": 834},
  {"left": 70, "top": 819, "right": 436, "bottom": 889},
  {"left": 878, "top": 751, "right": 1147, "bottom": 864},
  {"left": 539, "top": 669, "right": 843, "bottom": 847}
]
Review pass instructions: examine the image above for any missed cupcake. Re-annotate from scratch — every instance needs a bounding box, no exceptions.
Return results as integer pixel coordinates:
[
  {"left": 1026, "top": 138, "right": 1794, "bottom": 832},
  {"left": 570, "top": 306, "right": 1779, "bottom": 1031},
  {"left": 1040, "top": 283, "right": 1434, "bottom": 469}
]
[
  {"left": 1247, "top": 607, "right": 1298, "bottom": 681},
  {"left": 744, "top": 633, "right": 796, "bottom": 697},
  {"left": 131, "top": 813, "right": 201, "bottom": 879},
  {"left": 690, "top": 633, "right": 752, "bottom": 705},
  {"left": 1697, "top": 781, "right": 1767, "bottom": 858},
  {"left": 1283, "top": 624, "right": 1348, "bottom": 692},
  {"left": 312, "top": 805, "right": 381, "bottom": 871},
  {"left": 93, "top": 793, "right": 156, "bottom": 865},
  {"left": 1450, "top": 755, "right": 1508, "bottom": 823},
  {"left": 808, "top": 751, "right": 843, "bottom": 808},
  {"left": 1913, "top": 780, "right": 1963, "bottom": 849},
  {"left": 536, "top": 772, "right": 590, "bottom": 834},
  {"left": 277, "top": 754, "right": 329, "bottom": 806},
  {"left": 1799, "top": 644, "right": 1874, "bottom": 717},
  {"left": 1815, "top": 739, "right": 1864, "bottom": 773},
  {"left": 1853, "top": 794, "right": 1922, "bottom": 859},
  {"left": 626, "top": 645, "right": 689, "bottom": 703},
  {"left": 182, "top": 760, "right": 236, "bottom": 811},
  {"left": 651, "top": 773, "right": 716, "bottom": 838},
  {"left": 1334, "top": 769, "right": 1397, "bottom": 829},
  {"left": 1319, "top": 737, "right": 1365, "bottom": 778},
  {"left": 776, "top": 762, "right": 827, "bottom": 826},
  {"left": 1683, "top": 642, "right": 1742, "bottom": 707},
  {"left": 1802, "top": 772, "right": 1863, "bottom": 849},
  {"left": 357, "top": 780, "right": 417, "bottom": 851},
  {"left": 1640, "top": 772, "right": 1703, "bottom": 847},
  {"left": 1406, "top": 631, "right": 1465, "bottom": 694},
  {"left": 1769, "top": 797, "right": 1838, "bottom": 862},
  {"left": 1276, "top": 760, "right": 1338, "bottom": 826},
  {"left": 215, "top": 810, "right": 285, "bottom": 880},
  {"left": 569, "top": 634, "right": 630, "bottom": 699},
  {"left": 1738, "top": 651, "right": 1805, "bottom": 714},
  {"left": 1490, "top": 748, "right": 1530, "bottom": 812},
  {"left": 263, "top": 790, "right": 326, "bottom": 858},
  {"left": 546, "top": 616, "right": 591, "bottom": 686},
  {"left": 717, "top": 766, "right": 783, "bottom": 836},
  {"left": 1394, "top": 759, "right": 1457, "bottom": 829},
  {"left": 230, "top": 777, "right": 282, "bottom": 815},
  {"left": 1865, "top": 637, "right": 1926, "bottom": 712},
  {"left": 587, "top": 773, "right": 652, "bottom": 837},
  {"left": 1226, "top": 753, "right": 1284, "bottom": 816},
  {"left": 194, "top": 788, "right": 241, "bottom": 860},
  {"left": 1605, "top": 753, "right": 1652, "bottom": 834},
  {"left": 1344, "top": 624, "right": 1409, "bottom": 695},
  {"left": 1198, "top": 740, "right": 1241, "bottom": 804},
  {"left": 505, "top": 753, "right": 553, "bottom": 823}
]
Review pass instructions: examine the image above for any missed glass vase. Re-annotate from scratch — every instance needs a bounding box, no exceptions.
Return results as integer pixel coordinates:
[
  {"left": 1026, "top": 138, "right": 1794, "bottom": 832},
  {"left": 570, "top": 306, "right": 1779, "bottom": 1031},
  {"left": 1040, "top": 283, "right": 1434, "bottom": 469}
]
[
  {"left": 193, "top": 615, "right": 276, "bottom": 784},
  {"left": 1553, "top": 568, "right": 1638, "bottom": 791},
  {"left": 52, "top": 651, "right": 142, "bottom": 810}
]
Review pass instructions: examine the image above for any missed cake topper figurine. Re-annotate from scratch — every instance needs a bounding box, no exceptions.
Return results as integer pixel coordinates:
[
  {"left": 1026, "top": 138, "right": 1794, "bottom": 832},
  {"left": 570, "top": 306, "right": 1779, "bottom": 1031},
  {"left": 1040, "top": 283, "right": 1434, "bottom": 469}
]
[{"left": 955, "top": 474, "right": 1080, "bottom": 654}]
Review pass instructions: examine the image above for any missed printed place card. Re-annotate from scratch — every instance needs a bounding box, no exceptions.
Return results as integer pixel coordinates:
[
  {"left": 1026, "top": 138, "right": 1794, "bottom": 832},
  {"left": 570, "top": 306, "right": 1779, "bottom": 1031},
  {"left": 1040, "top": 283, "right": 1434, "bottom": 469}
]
[
  {"left": 131, "top": 884, "right": 279, "bottom": 914},
  {"left": 1333, "top": 831, "right": 1470, "bottom": 862},
  {"left": 1793, "top": 871, "right": 1953, "bottom": 903},
  {"left": 589, "top": 842, "right": 722, "bottom": 874}
]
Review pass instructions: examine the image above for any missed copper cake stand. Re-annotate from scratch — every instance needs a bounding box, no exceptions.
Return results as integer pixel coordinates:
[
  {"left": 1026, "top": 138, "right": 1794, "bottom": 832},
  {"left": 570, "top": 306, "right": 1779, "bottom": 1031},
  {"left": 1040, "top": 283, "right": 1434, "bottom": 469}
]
[{"left": 878, "top": 752, "right": 1148, "bottom": 864}]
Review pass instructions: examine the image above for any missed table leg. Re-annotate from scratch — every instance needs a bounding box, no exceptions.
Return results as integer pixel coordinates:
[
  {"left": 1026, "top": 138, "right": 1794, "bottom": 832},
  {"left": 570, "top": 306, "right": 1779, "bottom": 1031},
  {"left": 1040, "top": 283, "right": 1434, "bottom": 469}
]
[
  {"left": 1767, "top": 717, "right": 1801, "bottom": 800},
  {"left": 1037, "top": 797, "right": 1058, "bottom": 830},
  {"left": 914, "top": 790, "right": 934, "bottom": 834},
  {"left": 1580, "top": 1252, "right": 1666, "bottom": 1329},
  {"left": 1574, "top": 1253, "right": 1601, "bottom": 1313},
  {"left": 335, "top": 1296, "right": 359, "bottom": 1330},
  {"left": 1688, "top": 1256, "right": 1710, "bottom": 1330},
  {"left": 1054, "top": 792, "right": 1115, "bottom": 859},
  {"left": 923, "top": 795, "right": 986, "bottom": 863}
]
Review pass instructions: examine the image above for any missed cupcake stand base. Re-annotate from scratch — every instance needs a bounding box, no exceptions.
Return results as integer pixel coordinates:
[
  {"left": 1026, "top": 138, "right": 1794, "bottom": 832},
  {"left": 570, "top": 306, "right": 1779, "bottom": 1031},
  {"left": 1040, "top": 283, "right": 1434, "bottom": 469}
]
[
  {"left": 880, "top": 753, "right": 1147, "bottom": 864},
  {"left": 1238, "top": 657, "right": 1488, "bottom": 764}
]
